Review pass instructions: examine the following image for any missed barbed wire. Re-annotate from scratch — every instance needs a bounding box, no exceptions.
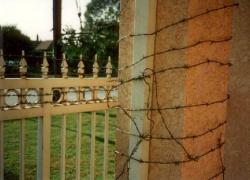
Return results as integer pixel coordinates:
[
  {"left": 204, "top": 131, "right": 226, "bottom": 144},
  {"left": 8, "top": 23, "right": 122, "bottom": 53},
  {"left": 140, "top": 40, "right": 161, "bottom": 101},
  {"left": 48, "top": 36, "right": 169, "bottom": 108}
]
[
  {"left": 0, "top": 1, "right": 238, "bottom": 179},
  {"left": 116, "top": 120, "right": 227, "bottom": 141},
  {"left": 118, "top": 36, "right": 232, "bottom": 71},
  {"left": 109, "top": 1, "right": 238, "bottom": 179},
  {"left": 115, "top": 140, "right": 225, "bottom": 165},
  {"left": 116, "top": 59, "right": 232, "bottom": 87},
  {"left": 118, "top": 2, "right": 239, "bottom": 42}
]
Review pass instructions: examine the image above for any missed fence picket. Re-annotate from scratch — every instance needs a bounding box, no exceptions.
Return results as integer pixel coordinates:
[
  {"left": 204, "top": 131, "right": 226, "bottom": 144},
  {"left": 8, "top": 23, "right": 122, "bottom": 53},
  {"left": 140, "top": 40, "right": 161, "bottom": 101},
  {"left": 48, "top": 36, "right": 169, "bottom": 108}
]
[
  {"left": 103, "top": 110, "right": 109, "bottom": 180},
  {"left": 76, "top": 113, "right": 82, "bottom": 180},
  {"left": 60, "top": 115, "right": 66, "bottom": 180},
  {"left": 41, "top": 87, "right": 51, "bottom": 180},
  {"left": 90, "top": 112, "right": 96, "bottom": 180},
  {"left": 20, "top": 119, "right": 25, "bottom": 180},
  {"left": 36, "top": 118, "right": 42, "bottom": 180}
]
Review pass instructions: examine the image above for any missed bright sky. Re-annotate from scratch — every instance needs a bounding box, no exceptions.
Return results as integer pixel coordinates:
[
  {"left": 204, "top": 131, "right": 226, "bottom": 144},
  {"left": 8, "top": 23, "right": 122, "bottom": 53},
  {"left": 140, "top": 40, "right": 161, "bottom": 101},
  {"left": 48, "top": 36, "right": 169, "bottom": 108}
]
[{"left": 0, "top": 0, "right": 91, "bottom": 40}]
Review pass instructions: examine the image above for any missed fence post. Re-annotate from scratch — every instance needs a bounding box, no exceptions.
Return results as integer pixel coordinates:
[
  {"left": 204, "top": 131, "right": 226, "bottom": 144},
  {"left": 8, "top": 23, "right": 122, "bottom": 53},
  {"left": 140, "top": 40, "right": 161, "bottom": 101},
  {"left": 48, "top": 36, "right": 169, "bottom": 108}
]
[
  {"left": 37, "top": 87, "right": 51, "bottom": 179},
  {"left": 42, "top": 89, "right": 51, "bottom": 179},
  {"left": 116, "top": 0, "right": 157, "bottom": 179}
]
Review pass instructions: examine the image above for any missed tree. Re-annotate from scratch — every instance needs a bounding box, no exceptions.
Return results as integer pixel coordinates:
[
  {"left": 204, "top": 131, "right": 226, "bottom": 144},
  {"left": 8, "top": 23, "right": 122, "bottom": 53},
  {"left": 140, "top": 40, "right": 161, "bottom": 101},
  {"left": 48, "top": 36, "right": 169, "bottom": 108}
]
[
  {"left": 0, "top": 25, "right": 34, "bottom": 76},
  {"left": 0, "top": 25, "right": 33, "bottom": 55},
  {"left": 61, "top": 0, "right": 119, "bottom": 76}
]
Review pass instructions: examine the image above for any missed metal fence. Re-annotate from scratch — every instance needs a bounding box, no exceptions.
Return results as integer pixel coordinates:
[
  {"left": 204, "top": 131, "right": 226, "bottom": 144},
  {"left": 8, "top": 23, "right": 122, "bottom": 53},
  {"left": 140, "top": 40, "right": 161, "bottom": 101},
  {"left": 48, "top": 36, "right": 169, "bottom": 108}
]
[{"left": 0, "top": 49, "right": 118, "bottom": 180}]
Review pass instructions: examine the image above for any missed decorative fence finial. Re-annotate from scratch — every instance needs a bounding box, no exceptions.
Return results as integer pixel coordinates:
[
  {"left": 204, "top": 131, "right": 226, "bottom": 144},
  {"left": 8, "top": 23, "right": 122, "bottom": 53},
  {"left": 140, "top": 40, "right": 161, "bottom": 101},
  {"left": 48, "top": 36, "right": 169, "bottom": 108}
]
[
  {"left": 78, "top": 54, "right": 85, "bottom": 78},
  {"left": 61, "top": 53, "right": 68, "bottom": 78},
  {"left": 41, "top": 52, "right": 49, "bottom": 78},
  {"left": 106, "top": 56, "right": 112, "bottom": 78},
  {"left": 19, "top": 50, "right": 27, "bottom": 78},
  {"left": 93, "top": 54, "right": 99, "bottom": 78},
  {"left": 0, "top": 49, "right": 5, "bottom": 79}
]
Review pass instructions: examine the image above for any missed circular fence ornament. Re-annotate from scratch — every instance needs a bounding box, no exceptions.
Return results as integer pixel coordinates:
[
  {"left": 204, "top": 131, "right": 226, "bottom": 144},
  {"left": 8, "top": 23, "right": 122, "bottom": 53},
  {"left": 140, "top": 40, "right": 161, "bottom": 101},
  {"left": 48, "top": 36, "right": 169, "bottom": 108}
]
[
  {"left": 84, "top": 88, "right": 92, "bottom": 101},
  {"left": 5, "top": 89, "right": 19, "bottom": 107},
  {"left": 98, "top": 88, "right": 106, "bottom": 100},
  {"left": 52, "top": 89, "right": 62, "bottom": 103},
  {"left": 67, "top": 88, "right": 78, "bottom": 102},
  {"left": 26, "top": 89, "right": 40, "bottom": 105},
  {"left": 110, "top": 89, "right": 118, "bottom": 100}
]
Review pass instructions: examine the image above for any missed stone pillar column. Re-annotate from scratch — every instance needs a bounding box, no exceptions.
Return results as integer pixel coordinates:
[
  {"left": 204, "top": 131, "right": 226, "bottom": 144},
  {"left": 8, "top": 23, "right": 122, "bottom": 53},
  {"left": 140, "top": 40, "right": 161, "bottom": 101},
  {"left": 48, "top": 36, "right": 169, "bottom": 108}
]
[
  {"left": 224, "top": 0, "right": 250, "bottom": 179},
  {"left": 117, "top": 0, "right": 236, "bottom": 179},
  {"left": 116, "top": 0, "right": 157, "bottom": 179}
]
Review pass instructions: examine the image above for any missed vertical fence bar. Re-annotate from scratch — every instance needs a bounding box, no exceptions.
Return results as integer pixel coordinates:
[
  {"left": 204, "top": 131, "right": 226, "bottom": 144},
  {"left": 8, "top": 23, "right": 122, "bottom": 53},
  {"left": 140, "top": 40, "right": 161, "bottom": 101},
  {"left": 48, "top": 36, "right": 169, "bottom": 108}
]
[
  {"left": 20, "top": 119, "right": 25, "bottom": 180},
  {"left": 20, "top": 87, "right": 26, "bottom": 180},
  {"left": 103, "top": 110, "right": 109, "bottom": 180},
  {"left": 60, "top": 85, "right": 68, "bottom": 180},
  {"left": 37, "top": 87, "right": 51, "bottom": 180},
  {"left": 42, "top": 114, "right": 51, "bottom": 179},
  {"left": 60, "top": 115, "right": 66, "bottom": 180},
  {"left": 0, "top": 120, "right": 3, "bottom": 180},
  {"left": 37, "top": 118, "right": 42, "bottom": 180},
  {"left": 90, "top": 112, "right": 96, "bottom": 180},
  {"left": 37, "top": 115, "right": 51, "bottom": 180},
  {"left": 76, "top": 113, "right": 82, "bottom": 180}
]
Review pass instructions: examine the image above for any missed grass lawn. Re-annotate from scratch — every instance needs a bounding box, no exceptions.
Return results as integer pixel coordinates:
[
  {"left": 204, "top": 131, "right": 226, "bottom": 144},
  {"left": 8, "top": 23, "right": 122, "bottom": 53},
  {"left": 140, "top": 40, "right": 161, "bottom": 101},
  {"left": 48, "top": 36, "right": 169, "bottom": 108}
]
[{"left": 3, "top": 109, "right": 117, "bottom": 180}]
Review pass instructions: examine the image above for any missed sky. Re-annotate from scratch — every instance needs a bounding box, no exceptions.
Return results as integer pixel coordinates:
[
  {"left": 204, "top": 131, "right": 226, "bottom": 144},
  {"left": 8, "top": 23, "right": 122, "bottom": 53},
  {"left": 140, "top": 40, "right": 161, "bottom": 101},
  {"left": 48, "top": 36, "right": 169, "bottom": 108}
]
[{"left": 0, "top": 0, "right": 91, "bottom": 40}]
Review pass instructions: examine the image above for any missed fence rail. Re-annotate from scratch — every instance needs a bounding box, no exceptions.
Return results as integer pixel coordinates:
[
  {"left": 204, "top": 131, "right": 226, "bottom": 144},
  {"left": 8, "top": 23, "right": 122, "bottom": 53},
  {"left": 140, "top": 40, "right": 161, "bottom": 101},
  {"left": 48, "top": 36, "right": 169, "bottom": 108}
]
[{"left": 0, "top": 49, "right": 118, "bottom": 179}]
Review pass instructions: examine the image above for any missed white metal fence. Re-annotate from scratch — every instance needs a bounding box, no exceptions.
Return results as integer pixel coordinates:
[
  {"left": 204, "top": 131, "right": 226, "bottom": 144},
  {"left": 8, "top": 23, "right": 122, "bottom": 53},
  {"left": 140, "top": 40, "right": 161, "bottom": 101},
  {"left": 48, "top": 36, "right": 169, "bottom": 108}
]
[{"left": 0, "top": 49, "right": 118, "bottom": 180}]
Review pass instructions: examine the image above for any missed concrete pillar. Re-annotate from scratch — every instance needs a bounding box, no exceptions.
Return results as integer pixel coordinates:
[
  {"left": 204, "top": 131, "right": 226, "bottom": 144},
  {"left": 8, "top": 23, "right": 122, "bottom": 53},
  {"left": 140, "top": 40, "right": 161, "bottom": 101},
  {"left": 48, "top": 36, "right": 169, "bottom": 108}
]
[
  {"left": 224, "top": 0, "right": 250, "bottom": 179},
  {"left": 148, "top": 1, "right": 233, "bottom": 180},
  {"left": 116, "top": 0, "right": 242, "bottom": 179},
  {"left": 116, "top": 0, "right": 157, "bottom": 179}
]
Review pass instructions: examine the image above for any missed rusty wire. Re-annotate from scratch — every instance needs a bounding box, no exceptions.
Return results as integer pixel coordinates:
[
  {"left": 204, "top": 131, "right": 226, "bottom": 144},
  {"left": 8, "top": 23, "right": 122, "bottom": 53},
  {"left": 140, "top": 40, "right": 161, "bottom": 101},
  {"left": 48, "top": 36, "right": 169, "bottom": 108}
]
[
  {"left": 0, "top": 1, "right": 239, "bottom": 179},
  {"left": 107, "top": 1, "right": 239, "bottom": 180}
]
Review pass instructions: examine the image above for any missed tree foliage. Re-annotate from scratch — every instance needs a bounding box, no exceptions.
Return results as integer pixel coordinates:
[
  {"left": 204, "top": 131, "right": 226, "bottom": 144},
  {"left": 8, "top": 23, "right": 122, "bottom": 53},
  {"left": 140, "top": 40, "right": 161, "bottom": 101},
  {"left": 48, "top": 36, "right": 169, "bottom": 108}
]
[
  {"left": 0, "top": 25, "right": 33, "bottom": 55},
  {"left": 0, "top": 25, "right": 35, "bottom": 76},
  {"left": 61, "top": 0, "right": 119, "bottom": 76}
]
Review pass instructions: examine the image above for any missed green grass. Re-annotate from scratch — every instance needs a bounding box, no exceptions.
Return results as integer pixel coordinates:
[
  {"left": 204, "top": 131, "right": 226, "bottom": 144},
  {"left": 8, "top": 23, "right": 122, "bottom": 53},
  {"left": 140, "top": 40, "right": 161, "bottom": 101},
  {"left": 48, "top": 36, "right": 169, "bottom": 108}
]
[{"left": 3, "top": 110, "right": 117, "bottom": 180}]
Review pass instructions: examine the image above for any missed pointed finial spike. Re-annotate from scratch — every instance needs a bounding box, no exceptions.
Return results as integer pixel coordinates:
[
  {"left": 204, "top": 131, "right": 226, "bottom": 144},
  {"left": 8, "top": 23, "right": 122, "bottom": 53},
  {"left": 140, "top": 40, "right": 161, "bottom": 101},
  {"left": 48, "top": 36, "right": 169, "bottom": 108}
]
[
  {"left": 61, "top": 53, "right": 68, "bottom": 78},
  {"left": 106, "top": 56, "right": 113, "bottom": 78},
  {"left": 41, "top": 51, "right": 49, "bottom": 78},
  {"left": 93, "top": 54, "right": 99, "bottom": 78},
  {"left": 78, "top": 55, "right": 85, "bottom": 78},
  {"left": 0, "top": 49, "right": 5, "bottom": 78},
  {"left": 95, "top": 54, "right": 97, "bottom": 61},
  {"left": 19, "top": 50, "right": 27, "bottom": 78}
]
